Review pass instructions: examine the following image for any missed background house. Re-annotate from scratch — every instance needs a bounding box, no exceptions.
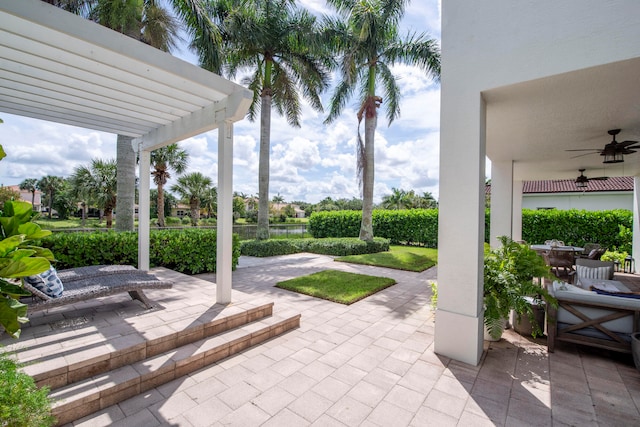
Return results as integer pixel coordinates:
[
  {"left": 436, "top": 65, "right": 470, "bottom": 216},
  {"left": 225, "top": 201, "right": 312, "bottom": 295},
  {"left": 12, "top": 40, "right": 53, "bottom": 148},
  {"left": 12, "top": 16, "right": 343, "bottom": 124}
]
[
  {"left": 487, "top": 177, "right": 634, "bottom": 211},
  {"left": 5, "top": 185, "right": 42, "bottom": 211}
]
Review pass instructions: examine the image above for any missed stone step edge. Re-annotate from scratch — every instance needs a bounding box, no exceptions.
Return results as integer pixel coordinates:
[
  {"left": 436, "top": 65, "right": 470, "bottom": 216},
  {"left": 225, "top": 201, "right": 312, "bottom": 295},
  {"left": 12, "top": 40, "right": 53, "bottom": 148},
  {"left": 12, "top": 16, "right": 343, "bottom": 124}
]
[
  {"left": 49, "top": 312, "right": 301, "bottom": 426},
  {"left": 32, "top": 302, "right": 275, "bottom": 390}
]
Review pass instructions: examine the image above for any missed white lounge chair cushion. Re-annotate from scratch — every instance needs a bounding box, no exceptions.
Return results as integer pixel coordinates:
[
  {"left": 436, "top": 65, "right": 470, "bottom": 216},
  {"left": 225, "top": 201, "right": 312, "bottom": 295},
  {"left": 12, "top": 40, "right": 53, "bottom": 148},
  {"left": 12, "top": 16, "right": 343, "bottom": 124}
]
[
  {"left": 576, "top": 265, "right": 611, "bottom": 288},
  {"left": 24, "top": 266, "right": 64, "bottom": 298}
]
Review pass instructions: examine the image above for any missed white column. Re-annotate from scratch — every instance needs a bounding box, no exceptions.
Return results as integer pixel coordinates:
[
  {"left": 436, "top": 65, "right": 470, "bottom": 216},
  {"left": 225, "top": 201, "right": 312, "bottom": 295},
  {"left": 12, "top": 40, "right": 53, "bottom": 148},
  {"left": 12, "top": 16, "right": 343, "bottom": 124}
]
[
  {"left": 217, "top": 120, "right": 233, "bottom": 303},
  {"left": 512, "top": 181, "right": 523, "bottom": 242},
  {"left": 632, "top": 177, "right": 640, "bottom": 273},
  {"left": 434, "top": 93, "right": 486, "bottom": 366},
  {"left": 489, "top": 161, "right": 514, "bottom": 248},
  {"left": 138, "top": 148, "right": 151, "bottom": 271}
]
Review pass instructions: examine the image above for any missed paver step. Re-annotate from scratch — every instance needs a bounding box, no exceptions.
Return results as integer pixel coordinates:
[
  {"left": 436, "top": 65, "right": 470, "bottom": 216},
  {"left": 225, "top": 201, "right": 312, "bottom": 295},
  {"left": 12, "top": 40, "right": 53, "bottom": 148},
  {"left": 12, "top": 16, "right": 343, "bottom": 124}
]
[
  {"left": 49, "top": 310, "right": 301, "bottom": 426},
  {"left": 25, "top": 302, "right": 275, "bottom": 390}
]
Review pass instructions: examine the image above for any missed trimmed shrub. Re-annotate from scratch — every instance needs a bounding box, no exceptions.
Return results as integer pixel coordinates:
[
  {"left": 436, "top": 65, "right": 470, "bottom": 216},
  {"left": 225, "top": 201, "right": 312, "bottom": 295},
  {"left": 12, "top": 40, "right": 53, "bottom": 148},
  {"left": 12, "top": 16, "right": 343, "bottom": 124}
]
[
  {"left": 241, "top": 237, "right": 390, "bottom": 257},
  {"left": 41, "top": 229, "right": 240, "bottom": 274},
  {"left": 0, "top": 353, "right": 55, "bottom": 427},
  {"left": 309, "top": 209, "right": 438, "bottom": 247}
]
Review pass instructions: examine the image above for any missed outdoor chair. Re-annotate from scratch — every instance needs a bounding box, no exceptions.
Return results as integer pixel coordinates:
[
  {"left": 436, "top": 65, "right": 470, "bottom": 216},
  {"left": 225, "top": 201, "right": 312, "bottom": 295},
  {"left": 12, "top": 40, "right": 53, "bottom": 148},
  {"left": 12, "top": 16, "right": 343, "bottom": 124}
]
[
  {"left": 21, "top": 265, "right": 173, "bottom": 313},
  {"left": 543, "top": 249, "right": 575, "bottom": 279}
]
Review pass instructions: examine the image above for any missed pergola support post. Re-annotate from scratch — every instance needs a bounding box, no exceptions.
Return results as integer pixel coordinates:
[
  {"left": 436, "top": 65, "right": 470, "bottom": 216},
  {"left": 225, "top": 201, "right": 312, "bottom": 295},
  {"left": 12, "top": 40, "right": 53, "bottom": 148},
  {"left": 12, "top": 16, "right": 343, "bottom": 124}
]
[
  {"left": 490, "top": 160, "right": 514, "bottom": 248},
  {"left": 138, "top": 148, "right": 151, "bottom": 271},
  {"left": 216, "top": 119, "right": 234, "bottom": 303},
  {"left": 632, "top": 177, "right": 640, "bottom": 273}
]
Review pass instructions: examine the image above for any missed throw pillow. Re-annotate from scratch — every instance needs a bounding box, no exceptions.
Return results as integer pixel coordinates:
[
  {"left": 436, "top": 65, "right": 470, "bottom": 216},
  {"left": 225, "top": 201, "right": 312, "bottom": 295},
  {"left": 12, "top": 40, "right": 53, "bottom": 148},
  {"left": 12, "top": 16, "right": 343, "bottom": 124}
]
[
  {"left": 24, "top": 266, "right": 64, "bottom": 298},
  {"left": 576, "top": 265, "right": 611, "bottom": 287}
]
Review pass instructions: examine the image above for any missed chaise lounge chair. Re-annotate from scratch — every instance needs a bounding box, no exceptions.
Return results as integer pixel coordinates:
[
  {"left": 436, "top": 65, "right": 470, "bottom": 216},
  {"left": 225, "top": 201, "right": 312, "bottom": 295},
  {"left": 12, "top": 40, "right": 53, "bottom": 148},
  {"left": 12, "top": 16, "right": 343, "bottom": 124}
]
[{"left": 21, "top": 265, "right": 174, "bottom": 313}]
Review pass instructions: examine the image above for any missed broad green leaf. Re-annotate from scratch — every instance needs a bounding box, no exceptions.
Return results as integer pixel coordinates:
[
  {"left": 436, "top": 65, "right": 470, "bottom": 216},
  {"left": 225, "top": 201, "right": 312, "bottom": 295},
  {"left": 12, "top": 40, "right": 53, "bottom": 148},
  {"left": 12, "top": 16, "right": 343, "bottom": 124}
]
[
  {"left": 8, "top": 248, "right": 37, "bottom": 261},
  {"left": 0, "top": 279, "right": 30, "bottom": 298},
  {"left": 0, "top": 143, "right": 5, "bottom": 161},
  {"left": 0, "top": 296, "right": 27, "bottom": 338},
  {"left": 0, "top": 257, "right": 50, "bottom": 278},
  {"left": 18, "top": 222, "right": 51, "bottom": 240},
  {"left": 0, "top": 235, "right": 24, "bottom": 257},
  {"left": 23, "top": 246, "right": 55, "bottom": 261}
]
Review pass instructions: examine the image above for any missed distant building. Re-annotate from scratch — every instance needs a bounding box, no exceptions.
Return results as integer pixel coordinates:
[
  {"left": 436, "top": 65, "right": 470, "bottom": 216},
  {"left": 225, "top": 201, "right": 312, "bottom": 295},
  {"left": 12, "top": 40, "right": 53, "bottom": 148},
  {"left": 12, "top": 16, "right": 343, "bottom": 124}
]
[
  {"left": 5, "top": 185, "right": 43, "bottom": 211},
  {"left": 486, "top": 177, "right": 633, "bottom": 211}
]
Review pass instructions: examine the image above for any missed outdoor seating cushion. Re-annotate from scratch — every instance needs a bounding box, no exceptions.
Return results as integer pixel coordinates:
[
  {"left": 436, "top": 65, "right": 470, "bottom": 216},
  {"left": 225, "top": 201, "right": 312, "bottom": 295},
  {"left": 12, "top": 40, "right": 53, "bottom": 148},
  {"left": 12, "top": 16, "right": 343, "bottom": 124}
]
[
  {"left": 24, "top": 266, "right": 64, "bottom": 298},
  {"left": 576, "top": 265, "right": 611, "bottom": 288},
  {"left": 550, "top": 281, "right": 640, "bottom": 334}
]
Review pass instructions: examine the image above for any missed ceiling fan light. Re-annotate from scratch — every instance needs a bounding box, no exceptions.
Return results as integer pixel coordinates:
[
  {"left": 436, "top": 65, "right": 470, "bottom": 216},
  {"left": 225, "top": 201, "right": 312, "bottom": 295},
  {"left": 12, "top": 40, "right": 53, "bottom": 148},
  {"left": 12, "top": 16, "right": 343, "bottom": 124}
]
[
  {"left": 603, "top": 151, "right": 624, "bottom": 163},
  {"left": 575, "top": 180, "right": 588, "bottom": 188}
]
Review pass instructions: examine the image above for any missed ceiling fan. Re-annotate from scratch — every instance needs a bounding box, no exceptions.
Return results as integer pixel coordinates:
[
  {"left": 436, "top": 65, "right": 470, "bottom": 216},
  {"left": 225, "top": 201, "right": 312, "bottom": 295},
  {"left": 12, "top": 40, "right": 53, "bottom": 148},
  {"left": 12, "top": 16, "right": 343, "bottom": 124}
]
[
  {"left": 566, "top": 129, "right": 640, "bottom": 163},
  {"left": 575, "top": 169, "right": 607, "bottom": 188}
]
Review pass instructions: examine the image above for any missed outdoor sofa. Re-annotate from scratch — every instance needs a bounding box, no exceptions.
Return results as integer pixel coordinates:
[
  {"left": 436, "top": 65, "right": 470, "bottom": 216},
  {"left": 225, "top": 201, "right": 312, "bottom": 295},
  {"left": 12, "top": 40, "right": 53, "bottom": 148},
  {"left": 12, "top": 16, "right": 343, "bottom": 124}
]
[
  {"left": 547, "top": 260, "right": 640, "bottom": 354},
  {"left": 21, "top": 264, "right": 174, "bottom": 313}
]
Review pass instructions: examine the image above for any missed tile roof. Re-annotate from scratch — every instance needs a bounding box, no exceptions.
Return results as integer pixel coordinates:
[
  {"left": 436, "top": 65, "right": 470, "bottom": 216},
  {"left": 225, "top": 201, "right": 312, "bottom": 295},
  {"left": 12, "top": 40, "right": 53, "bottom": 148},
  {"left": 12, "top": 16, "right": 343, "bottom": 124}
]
[{"left": 486, "top": 176, "right": 633, "bottom": 194}]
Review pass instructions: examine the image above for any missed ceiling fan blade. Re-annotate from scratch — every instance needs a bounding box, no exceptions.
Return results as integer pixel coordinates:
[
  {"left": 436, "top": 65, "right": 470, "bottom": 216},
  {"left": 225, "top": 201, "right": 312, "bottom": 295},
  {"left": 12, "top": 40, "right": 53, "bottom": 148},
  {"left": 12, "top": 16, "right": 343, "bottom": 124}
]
[
  {"left": 622, "top": 149, "right": 637, "bottom": 154},
  {"left": 589, "top": 177, "right": 608, "bottom": 181},
  {"left": 570, "top": 152, "right": 597, "bottom": 159},
  {"left": 619, "top": 140, "right": 639, "bottom": 147},
  {"left": 566, "top": 148, "right": 601, "bottom": 152}
]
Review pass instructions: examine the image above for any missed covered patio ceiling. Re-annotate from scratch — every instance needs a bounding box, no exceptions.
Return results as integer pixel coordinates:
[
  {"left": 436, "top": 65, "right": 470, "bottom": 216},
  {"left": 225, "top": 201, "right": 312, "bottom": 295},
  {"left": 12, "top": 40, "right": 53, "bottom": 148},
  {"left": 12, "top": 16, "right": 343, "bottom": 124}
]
[
  {"left": 484, "top": 56, "right": 640, "bottom": 182},
  {"left": 0, "top": 0, "right": 251, "bottom": 152}
]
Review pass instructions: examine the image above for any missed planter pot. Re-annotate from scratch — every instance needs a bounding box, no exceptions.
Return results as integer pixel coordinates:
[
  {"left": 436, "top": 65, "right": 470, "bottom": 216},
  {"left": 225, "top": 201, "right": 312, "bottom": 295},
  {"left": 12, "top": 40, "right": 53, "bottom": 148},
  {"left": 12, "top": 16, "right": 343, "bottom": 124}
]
[
  {"left": 511, "top": 297, "right": 546, "bottom": 337},
  {"left": 632, "top": 332, "right": 640, "bottom": 372}
]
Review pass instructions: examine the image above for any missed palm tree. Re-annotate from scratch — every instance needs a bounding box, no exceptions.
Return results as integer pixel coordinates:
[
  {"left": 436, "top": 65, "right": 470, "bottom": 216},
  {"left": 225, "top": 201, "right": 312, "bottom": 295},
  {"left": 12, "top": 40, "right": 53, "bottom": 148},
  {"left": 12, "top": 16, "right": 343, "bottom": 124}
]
[
  {"left": 19, "top": 178, "right": 38, "bottom": 211},
  {"left": 150, "top": 144, "right": 189, "bottom": 227},
  {"left": 417, "top": 191, "right": 438, "bottom": 209},
  {"left": 205, "top": 0, "right": 332, "bottom": 240},
  {"left": 170, "top": 172, "right": 213, "bottom": 226},
  {"left": 272, "top": 193, "right": 285, "bottom": 204},
  {"left": 202, "top": 186, "right": 218, "bottom": 218},
  {"left": 323, "top": 0, "right": 440, "bottom": 241},
  {"left": 37, "top": 175, "right": 65, "bottom": 219},
  {"left": 70, "top": 159, "right": 118, "bottom": 228},
  {"left": 381, "top": 187, "right": 410, "bottom": 210}
]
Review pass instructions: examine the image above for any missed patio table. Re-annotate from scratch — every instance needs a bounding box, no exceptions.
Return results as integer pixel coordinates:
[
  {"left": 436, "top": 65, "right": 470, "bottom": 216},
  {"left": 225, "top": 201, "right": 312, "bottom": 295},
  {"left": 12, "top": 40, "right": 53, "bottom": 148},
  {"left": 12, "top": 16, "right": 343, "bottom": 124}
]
[{"left": 530, "top": 244, "right": 584, "bottom": 253}]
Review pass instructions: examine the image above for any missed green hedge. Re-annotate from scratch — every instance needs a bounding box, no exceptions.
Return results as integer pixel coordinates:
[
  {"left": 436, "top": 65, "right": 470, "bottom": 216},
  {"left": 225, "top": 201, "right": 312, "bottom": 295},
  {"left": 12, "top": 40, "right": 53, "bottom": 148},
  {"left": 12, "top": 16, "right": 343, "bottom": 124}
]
[
  {"left": 310, "top": 208, "right": 633, "bottom": 251},
  {"left": 520, "top": 209, "right": 632, "bottom": 252},
  {"left": 241, "top": 237, "right": 390, "bottom": 257},
  {"left": 41, "top": 229, "right": 240, "bottom": 274},
  {"left": 309, "top": 209, "right": 438, "bottom": 246}
]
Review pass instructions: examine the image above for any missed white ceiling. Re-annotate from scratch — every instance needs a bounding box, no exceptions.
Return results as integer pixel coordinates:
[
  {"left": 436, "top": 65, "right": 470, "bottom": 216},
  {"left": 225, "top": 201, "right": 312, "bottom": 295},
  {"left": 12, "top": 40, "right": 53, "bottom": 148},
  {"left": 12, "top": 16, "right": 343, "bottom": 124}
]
[
  {"left": 484, "top": 56, "right": 640, "bottom": 182},
  {"left": 0, "top": 0, "right": 251, "bottom": 151}
]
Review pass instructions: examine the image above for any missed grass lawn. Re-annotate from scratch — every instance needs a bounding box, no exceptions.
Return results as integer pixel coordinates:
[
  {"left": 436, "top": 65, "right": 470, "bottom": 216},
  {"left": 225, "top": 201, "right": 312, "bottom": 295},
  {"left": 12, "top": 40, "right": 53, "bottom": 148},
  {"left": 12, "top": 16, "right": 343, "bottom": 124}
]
[
  {"left": 335, "top": 245, "right": 437, "bottom": 272},
  {"left": 276, "top": 270, "right": 396, "bottom": 305}
]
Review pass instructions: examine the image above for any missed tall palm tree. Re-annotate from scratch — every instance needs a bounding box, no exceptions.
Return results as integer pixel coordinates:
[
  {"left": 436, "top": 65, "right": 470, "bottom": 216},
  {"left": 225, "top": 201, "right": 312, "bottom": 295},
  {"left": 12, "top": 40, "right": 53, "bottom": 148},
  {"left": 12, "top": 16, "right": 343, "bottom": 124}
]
[
  {"left": 37, "top": 175, "right": 65, "bottom": 219},
  {"left": 70, "top": 159, "right": 118, "bottom": 228},
  {"left": 170, "top": 172, "right": 213, "bottom": 226},
  {"left": 202, "top": 186, "right": 218, "bottom": 218},
  {"left": 150, "top": 144, "right": 189, "bottom": 227},
  {"left": 18, "top": 178, "right": 38, "bottom": 211},
  {"left": 324, "top": 0, "right": 440, "bottom": 241},
  {"left": 204, "top": 0, "right": 332, "bottom": 240}
]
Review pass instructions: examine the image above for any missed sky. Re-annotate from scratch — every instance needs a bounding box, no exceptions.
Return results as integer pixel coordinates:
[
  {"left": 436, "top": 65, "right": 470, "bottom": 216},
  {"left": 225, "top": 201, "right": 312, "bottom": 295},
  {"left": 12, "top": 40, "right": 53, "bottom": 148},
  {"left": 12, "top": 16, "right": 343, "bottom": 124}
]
[{"left": 0, "top": 0, "right": 442, "bottom": 205}]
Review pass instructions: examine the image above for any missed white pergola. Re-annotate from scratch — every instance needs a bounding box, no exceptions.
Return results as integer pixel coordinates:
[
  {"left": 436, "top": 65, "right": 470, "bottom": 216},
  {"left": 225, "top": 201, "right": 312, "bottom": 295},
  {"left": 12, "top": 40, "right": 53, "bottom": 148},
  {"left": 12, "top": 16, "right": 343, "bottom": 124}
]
[{"left": 0, "top": 0, "right": 252, "bottom": 303}]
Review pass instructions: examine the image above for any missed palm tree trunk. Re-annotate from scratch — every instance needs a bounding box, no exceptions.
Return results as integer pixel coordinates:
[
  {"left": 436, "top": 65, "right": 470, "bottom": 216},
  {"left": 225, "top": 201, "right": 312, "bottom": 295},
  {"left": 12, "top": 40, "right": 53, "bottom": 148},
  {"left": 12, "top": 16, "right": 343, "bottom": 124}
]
[
  {"left": 190, "top": 200, "right": 199, "bottom": 226},
  {"left": 359, "top": 113, "right": 376, "bottom": 241},
  {"left": 116, "top": 135, "right": 136, "bottom": 231},
  {"left": 30, "top": 191, "right": 35, "bottom": 210},
  {"left": 256, "top": 92, "right": 272, "bottom": 240},
  {"left": 105, "top": 208, "right": 113, "bottom": 229},
  {"left": 48, "top": 193, "right": 53, "bottom": 219},
  {"left": 157, "top": 183, "right": 165, "bottom": 227}
]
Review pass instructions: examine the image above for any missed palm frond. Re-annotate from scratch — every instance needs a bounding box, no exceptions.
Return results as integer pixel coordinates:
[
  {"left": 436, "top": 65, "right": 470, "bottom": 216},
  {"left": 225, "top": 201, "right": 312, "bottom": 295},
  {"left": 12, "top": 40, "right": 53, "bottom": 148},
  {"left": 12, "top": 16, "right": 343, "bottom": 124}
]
[
  {"left": 377, "top": 62, "right": 400, "bottom": 124},
  {"left": 324, "top": 80, "right": 357, "bottom": 124}
]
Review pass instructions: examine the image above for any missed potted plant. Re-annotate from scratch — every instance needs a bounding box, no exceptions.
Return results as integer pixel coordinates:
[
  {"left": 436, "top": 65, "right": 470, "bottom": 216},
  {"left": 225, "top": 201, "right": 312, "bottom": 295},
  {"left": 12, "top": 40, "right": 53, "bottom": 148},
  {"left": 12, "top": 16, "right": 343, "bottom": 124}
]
[{"left": 484, "top": 236, "right": 556, "bottom": 340}]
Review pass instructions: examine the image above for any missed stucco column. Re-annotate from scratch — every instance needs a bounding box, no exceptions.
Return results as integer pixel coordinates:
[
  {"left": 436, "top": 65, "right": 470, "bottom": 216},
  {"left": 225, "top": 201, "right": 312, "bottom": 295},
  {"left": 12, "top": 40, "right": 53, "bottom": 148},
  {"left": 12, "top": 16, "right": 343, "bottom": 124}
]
[
  {"left": 435, "top": 93, "right": 486, "bottom": 366},
  {"left": 512, "top": 181, "right": 523, "bottom": 242},
  {"left": 632, "top": 177, "right": 640, "bottom": 273},
  {"left": 217, "top": 120, "right": 234, "bottom": 303},
  {"left": 137, "top": 148, "right": 151, "bottom": 271},
  {"left": 490, "top": 161, "right": 514, "bottom": 248}
]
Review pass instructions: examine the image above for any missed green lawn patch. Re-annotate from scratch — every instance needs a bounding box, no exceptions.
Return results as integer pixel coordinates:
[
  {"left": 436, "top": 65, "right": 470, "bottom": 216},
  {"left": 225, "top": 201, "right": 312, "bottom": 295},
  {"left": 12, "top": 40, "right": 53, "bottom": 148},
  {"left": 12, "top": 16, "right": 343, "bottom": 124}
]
[
  {"left": 276, "top": 270, "right": 396, "bottom": 305},
  {"left": 335, "top": 245, "right": 437, "bottom": 272}
]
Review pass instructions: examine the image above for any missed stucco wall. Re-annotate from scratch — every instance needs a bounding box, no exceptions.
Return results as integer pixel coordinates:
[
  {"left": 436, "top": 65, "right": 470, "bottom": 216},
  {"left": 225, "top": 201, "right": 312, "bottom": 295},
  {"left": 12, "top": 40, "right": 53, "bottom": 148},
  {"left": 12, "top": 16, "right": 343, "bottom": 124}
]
[{"left": 523, "top": 193, "right": 632, "bottom": 211}]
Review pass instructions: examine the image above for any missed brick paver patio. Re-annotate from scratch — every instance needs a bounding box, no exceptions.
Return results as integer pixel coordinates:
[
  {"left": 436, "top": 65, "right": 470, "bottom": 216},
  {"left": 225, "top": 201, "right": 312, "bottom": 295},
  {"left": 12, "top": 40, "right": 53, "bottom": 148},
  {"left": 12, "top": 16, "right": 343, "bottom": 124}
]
[{"left": 9, "top": 253, "right": 640, "bottom": 426}]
